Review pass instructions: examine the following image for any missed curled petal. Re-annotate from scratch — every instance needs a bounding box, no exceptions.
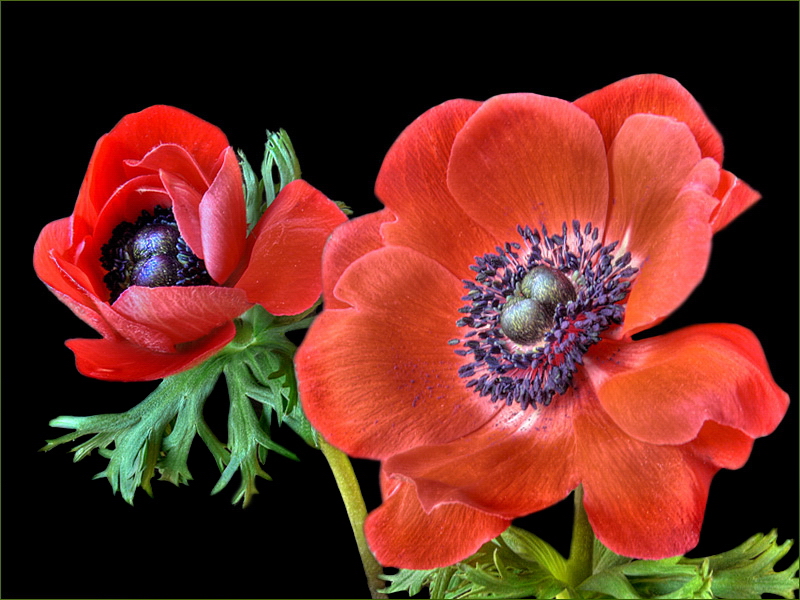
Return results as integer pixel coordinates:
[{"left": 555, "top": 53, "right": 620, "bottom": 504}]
[
  {"left": 125, "top": 143, "right": 210, "bottom": 192},
  {"left": 574, "top": 73, "right": 724, "bottom": 163},
  {"left": 236, "top": 179, "right": 347, "bottom": 314},
  {"left": 111, "top": 286, "right": 252, "bottom": 346},
  {"left": 76, "top": 106, "right": 230, "bottom": 219},
  {"left": 161, "top": 169, "right": 204, "bottom": 257},
  {"left": 710, "top": 169, "right": 761, "bottom": 232},
  {"left": 66, "top": 321, "right": 237, "bottom": 382},
  {"left": 587, "top": 323, "right": 789, "bottom": 446},
  {"left": 364, "top": 472, "right": 509, "bottom": 569},
  {"left": 321, "top": 209, "right": 395, "bottom": 310},
  {"left": 34, "top": 217, "right": 86, "bottom": 303},
  {"left": 198, "top": 147, "right": 247, "bottom": 284},
  {"left": 605, "top": 114, "right": 717, "bottom": 336}
]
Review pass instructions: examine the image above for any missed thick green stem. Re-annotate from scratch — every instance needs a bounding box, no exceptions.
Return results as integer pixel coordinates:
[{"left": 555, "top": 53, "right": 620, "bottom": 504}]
[
  {"left": 319, "top": 437, "right": 386, "bottom": 599},
  {"left": 565, "top": 485, "right": 595, "bottom": 591}
]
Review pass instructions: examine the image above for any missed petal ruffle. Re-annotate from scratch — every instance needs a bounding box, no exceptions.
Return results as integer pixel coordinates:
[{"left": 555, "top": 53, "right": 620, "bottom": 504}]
[
  {"left": 447, "top": 93, "right": 609, "bottom": 245},
  {"left": 573, "top": 73, "right": 724, "bottom": 164},
  {"left": 587, "top": 323, "right": 789, "bottom": 446},
  {"left": 376, "top": 99, "right": 497, "bottom": 280},
  {"left": 576, "top": 401, "right": 752, "bottom": 559},
  {"left": 605, "top": 114, "right": 718, "bottom": 336},
  {"left": 236, "top": 179, "right": 347, "bottom": 314},
  {"left": 66, "top": 321, "right": 237, "bottom": 382},
  {"left": 382, "top": 381, "right": 584, "bottom": 517},
  {"left": 364, "top": 471, "right": 510, "bottom": 569},
  {"left": 296, "top": 245, "right": 504, "bottom": 459}
]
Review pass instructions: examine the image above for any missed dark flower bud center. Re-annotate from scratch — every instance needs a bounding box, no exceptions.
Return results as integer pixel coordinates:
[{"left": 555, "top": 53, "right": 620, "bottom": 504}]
[
  {"left": 131, "top": 254, "right": 181, "bottom": 287},
  {"left": 499, "top": 266, "right": 576, "bottom": 345},
  {"left": 100, "top": 206, "right": 214, "bottom": 303},
  {"left": 130, "top": 224, "right": 182, "bottom": 261}
]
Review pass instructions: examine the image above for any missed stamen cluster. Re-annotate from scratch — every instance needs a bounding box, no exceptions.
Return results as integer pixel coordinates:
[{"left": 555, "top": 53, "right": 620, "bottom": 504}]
[
  {"left": 100, "top": 206, "right": 214, "bottom": 302},
  {"left": 454, "top": 221, "right": 637, "bottom": 409}
]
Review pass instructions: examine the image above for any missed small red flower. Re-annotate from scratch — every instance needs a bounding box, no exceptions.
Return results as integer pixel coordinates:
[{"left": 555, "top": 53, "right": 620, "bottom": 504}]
[
  {"left": 296, "top": 75, "right": 789, "bottom": 568},
  {"left": 35, "top": 105, "right": 346, "bottom": 381}
]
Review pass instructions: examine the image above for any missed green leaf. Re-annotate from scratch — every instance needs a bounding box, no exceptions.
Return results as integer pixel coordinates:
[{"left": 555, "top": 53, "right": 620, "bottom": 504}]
[
  {"left": 43, "top": 304, "right": 322, "bottom": 506},
  {"left": 380, "top": 531, "right": 567, "bottom": 599},
  {"left": 682, "top": 531, "right": 799, "bottom": 599},
  {"left": 578, "top": 530, "right": 798, "bottom": 600},
  {"left": 213, "top": 360, "right": 298, "bottom": 506},
  {"left": 501, "top": 526, "right": 568, "bottom": 582},
  {"left": 42, "top": 357, "right": 225, "bottom": 504}
]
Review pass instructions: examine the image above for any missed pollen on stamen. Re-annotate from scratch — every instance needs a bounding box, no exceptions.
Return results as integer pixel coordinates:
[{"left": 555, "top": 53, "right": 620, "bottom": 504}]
[{"left": 453, "top": 221, "right": 637, "bottom": 410}]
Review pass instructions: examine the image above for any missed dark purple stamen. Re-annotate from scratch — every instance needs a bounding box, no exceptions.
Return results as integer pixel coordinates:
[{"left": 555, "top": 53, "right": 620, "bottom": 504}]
[
  {"left": 454, "top": 220, "right": 637, "bottom": 409},
  {"left": 100, "top": 205, "right": 214, "bottom": 302}
]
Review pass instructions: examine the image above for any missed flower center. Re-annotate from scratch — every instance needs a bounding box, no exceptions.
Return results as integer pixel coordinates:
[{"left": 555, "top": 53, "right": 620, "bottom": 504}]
[
  {"left": 499, "top": 266, "right": 577, "bottom": 345},
  {"left": 454, "top": 221, "right": 637, "bottom": 409},
  {"left": 100, "top": 205, "right": 214, "bottom": 302}
]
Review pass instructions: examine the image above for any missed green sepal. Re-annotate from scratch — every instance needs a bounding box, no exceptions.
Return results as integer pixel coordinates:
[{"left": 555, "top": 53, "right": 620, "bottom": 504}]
[
  {"left": 262, "top": 129, "right": 301, "bottom": 208},
  {"left": 239, "top": 128, "right": 302, "bottom": 235},
  {"left": 239, "top": 148, "right": 266, "bottom": 234}
]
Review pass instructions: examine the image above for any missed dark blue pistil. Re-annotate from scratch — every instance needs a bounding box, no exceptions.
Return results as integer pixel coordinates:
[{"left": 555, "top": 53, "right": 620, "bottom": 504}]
[
  {"left": 454, "top": 220, "right": 637, "bottom": 409},
  {"left": 100, "top": 205, "right": 214, "bottom": 302}
]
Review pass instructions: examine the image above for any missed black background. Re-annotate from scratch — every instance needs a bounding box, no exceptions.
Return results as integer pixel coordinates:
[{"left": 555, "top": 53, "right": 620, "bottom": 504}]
[{"left": 3, "top": 3, "right": 798, "bottom": 599}]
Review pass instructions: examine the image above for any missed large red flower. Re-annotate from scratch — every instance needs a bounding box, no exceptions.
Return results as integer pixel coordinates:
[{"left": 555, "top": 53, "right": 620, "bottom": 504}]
[
  {"left": 35, "top": 105, "right": 347, "bottom": 381},
  {"left": 296, "top": 75, "right": 789, "bottom": 569}
]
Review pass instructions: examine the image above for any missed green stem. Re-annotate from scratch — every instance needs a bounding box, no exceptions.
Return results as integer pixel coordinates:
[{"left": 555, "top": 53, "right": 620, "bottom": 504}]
[
  {"left": 319, "top": 437, "right": 386, "bottom": 599},
  {"left": 565, "top": 485, "right": 595, "bottom": 592}
]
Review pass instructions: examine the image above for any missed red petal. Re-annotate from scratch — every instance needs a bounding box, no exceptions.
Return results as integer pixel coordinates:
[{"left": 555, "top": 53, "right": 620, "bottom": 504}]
[
  {"left": 574, "top": 74, "right": 724, "bottom": 163},
  {"left": 66, "top": 322, "right": 237, "bottom": 382},
  {"left": 605, "top": 114, "right": 718, "bottom": 336},
  {"left": 447, "top": 93, "right": 609, "bottom": 244},
  {"left": 198, "top": 147, "right": 247, "bottom": 284},
  {"left": 296, "top": 245, "right": 504, "bottom": 459},
  {"left": 376, "top": 99, "right": 497, "bottom": 280},
  {"left": 587, "top": 324, "right": 789, "bottom": 446},
  {"left": 111, "top": 285, "right": 252, "bottom": 346},
  {"left": 161, "top": 169, "right": 204, "bottom": 259},
  {"left": 125, "top": 143, "right": 211, "bottom": 191},
  {"left": 575, "top": 399, "right": 751, "bottom": 559},
  {"left": 34, "top": 217, "right": 87, "bottom": 304},
  {"left": 235, "top": 179, "right": 347, "bottom": 314},
  {"left": 364, "top": 472, "right": 510, "bottom": 569},
  {"left": 710, "top": 169, "right": 761, "bottom": 232},
  {"left": 77, "top": 106, "right": 231, "bottom": 218},
  {"left": 320, "top": 210, "right": 395, "bottom": 310},
  {"left": 383, "top": 388, "right": 580, "bottom": 517}
]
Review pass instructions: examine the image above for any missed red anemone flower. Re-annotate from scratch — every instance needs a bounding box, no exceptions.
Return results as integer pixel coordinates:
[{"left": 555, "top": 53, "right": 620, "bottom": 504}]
[
  {"left": 35, "top": 105, "right": 346, "bottom": 381},
  {"left": 296, "top": 75, "right": 790, "bottom": 569}
]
